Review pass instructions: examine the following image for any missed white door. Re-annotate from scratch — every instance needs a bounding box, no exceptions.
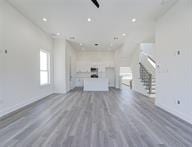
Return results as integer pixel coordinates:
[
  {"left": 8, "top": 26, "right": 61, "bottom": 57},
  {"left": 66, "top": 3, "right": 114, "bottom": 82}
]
[{"left": 105, "top": 67, "right": 115, "bottom": 87}]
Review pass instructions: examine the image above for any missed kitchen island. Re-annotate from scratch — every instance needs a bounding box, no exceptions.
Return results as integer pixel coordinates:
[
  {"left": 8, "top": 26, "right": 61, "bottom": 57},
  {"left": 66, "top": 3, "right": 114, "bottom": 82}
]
[{"left": 83, "top": 78, "right": 109, "bottom": 91}]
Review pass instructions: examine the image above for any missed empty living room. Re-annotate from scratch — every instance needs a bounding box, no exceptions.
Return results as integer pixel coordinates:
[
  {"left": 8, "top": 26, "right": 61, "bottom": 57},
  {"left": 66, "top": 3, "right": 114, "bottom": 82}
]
[{"left": 0, "top": 0, "right": 192, "bottom": 146}]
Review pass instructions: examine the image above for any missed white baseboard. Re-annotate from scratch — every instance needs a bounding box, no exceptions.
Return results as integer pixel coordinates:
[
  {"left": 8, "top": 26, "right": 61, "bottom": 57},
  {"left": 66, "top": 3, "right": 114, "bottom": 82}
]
[
  {"left": 156, "top": 101, "right": 192, "bottom": 125},
  {"left": 0, "top": 92, "right": 53, "bottom": 119}
]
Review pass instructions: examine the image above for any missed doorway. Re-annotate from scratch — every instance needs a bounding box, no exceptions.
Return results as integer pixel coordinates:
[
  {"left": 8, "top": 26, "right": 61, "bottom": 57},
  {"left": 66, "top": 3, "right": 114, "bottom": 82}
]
[
  {"left": 120, "top": 67, "right": 133, "bottom": 90},
  {"left": 105, "top": 67, "right": 115, "bottom": 87}
]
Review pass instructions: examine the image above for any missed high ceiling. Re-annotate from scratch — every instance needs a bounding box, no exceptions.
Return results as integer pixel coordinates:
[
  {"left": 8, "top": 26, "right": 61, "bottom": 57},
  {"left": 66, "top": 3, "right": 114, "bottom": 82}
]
[{"left": 8, "top": 0, "right": 176, "bottom": 51}]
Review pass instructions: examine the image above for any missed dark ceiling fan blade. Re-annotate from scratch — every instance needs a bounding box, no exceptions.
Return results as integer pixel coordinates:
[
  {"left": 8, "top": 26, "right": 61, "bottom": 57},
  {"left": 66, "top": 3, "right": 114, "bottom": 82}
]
[{"left": 91, "top": 0, "right": 100, "bottom": 8}]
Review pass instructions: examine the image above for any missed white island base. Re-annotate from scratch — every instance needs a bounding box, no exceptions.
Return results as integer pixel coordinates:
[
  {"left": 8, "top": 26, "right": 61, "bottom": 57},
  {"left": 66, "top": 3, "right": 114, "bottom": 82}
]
[{"left": 84, "top": 78, "right": 109, "bottom": 91}]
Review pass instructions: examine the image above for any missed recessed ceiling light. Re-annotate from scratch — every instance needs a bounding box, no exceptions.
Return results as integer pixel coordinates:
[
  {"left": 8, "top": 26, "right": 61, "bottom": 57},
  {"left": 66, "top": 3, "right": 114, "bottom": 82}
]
[
  {"left": 80, "top": 43, "right": 83, "bottom": 46},
  {"left": 122, "top": 33, "right": 126, "bottom": 36},
  {"left": 88, "top": 18, "right": 92, "bottom": 22},
  {"left": 42, "top": 18, "right": 47, "bottom": 22},
  {"left": 56, "top": 33, "right": 61, "bottom": 36},
  {"left": 132, "top": 18, "right": 137, "bottom": 22}
]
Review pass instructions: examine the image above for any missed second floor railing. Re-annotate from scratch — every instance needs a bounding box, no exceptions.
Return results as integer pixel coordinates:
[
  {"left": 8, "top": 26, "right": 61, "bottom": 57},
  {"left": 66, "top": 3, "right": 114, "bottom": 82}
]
[{"left": 139, "top": 62, "right": 153, "bottom": 94}]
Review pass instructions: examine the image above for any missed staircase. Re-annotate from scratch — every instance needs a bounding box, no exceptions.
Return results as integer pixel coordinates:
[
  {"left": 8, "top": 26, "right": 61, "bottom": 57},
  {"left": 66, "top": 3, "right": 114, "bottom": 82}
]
[{"left": 139, "top": 63, "right": 156, "bottom": 97}]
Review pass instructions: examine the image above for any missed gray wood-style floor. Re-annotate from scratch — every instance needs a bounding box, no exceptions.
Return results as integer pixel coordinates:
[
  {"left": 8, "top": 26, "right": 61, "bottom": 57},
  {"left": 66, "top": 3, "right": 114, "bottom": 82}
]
[{"left": 0, "top": 88, "right": 192, "bottom": 147}]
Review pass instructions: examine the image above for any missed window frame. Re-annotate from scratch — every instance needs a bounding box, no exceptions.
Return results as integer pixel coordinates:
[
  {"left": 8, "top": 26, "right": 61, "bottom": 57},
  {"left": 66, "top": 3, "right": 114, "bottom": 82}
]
[{"left": 40, "top": 49, "right": 51, "bottom": 86}]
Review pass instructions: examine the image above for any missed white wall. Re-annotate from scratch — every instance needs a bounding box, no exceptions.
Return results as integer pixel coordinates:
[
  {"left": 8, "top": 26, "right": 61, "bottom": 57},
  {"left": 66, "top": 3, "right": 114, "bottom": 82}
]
[
  {"left": 76, "top": 50, "right": 115, "bottom": 75},
  {"left": 156, "top": 0, "right": 192, "bottom": 124},
  {"left": 66, "top": 41, "right": 77, "bottom": 90},
  {"left": 0, "top": 1, "right": 54, "bottom": 117},
  {"left": 54, "top": 40, "right": 77, "bottom": 93},
  {"left": 54, "top": 39, "right": 67, "bottom": 93},
  {"left": 76, "top": 50, "right": 114, "bottom": 64},
  {"left": 140, "top": 43, "right": 155, "bottom": 59},
  {"left": 0, "top": 1, "right": 4, "bottom": 102}
]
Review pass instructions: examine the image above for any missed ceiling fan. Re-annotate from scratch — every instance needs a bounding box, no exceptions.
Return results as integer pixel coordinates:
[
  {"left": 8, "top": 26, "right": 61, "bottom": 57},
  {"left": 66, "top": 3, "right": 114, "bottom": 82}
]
[{"left": 91, "top": 0, "right": 100, "bottom": 8}]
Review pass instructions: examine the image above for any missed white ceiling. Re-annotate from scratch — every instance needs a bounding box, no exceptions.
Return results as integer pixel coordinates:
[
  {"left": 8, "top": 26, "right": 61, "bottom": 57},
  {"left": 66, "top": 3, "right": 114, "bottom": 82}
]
[{"left": 8, "top": 0, "right": 177, "bottom": 51}]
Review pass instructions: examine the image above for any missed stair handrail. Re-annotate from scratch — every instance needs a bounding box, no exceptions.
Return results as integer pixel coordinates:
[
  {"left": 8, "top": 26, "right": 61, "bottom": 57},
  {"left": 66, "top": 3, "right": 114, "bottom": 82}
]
[
  {"left": 147, "top": 56, "right": 156, "bottom": 64},
  {"left": 139, "top": 62, "right": 153, "bottom": 94}
]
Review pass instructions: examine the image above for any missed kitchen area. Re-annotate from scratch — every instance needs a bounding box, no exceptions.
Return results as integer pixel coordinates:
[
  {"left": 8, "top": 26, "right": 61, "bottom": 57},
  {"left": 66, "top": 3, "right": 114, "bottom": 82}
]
[
  {"left": 75, "top": 63, "right": 115, "bottom": 91},
  {"left": 54, "top": 39, "right": 120, "bottom": 94},
  {"left": 69, "top": 49, "right": 117, "bottom": 91},
  {"left": 63, "top": 45, "right": 118, "bottom": 93}
]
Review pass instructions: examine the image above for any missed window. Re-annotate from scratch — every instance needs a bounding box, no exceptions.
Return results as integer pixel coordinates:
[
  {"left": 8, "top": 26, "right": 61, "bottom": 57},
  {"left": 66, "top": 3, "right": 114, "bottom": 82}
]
[{"left": 40, "top": 50, "right": 50, "bottom": 85}]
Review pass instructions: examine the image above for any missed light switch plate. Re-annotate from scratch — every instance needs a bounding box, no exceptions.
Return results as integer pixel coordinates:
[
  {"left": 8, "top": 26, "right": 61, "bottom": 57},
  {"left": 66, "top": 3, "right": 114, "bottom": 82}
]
[{"left": 175, "top": 50, "right": 181, "bottom": 56}]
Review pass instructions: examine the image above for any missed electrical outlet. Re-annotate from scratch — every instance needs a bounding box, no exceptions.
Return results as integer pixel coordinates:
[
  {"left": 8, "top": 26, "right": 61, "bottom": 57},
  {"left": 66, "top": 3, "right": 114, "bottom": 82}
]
[
  {"left": 177, "top": 100, "right": 181, "bottom": 105},
  {"left": 0, "top": 49, "right": 7, "bottom": 54}
]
